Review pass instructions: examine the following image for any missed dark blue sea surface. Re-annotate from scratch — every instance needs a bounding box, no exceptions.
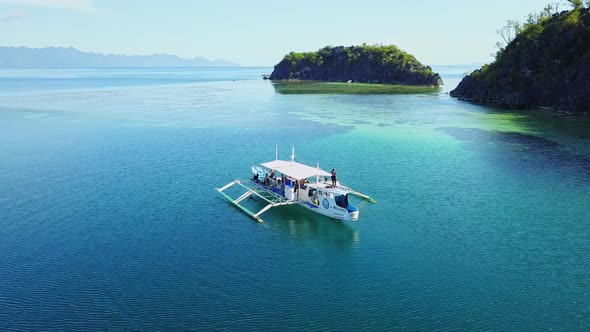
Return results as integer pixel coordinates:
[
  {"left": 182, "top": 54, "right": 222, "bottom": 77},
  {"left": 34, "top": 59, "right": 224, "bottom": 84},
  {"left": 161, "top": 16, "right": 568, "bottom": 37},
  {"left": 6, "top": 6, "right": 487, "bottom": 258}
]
[{"left": 1, "top": 66, "right": 589, "bottom": 330}]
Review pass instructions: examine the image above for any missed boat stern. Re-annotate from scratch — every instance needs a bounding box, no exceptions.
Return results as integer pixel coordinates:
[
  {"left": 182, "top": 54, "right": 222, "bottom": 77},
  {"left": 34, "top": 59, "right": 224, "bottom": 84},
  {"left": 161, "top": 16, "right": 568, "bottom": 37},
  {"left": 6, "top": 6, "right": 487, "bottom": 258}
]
[{"left": 347, "top": 203, "right": 359, "bottom": 221}]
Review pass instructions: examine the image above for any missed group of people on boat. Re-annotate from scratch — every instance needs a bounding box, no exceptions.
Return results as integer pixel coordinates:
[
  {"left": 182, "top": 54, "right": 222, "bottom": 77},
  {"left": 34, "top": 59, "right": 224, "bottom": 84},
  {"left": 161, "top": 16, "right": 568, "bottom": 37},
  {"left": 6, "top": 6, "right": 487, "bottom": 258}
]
[
  {"left": 252, "top": 168, "right": 331, "bottom": 200},
  {"left": 253, "top": 170, "right": 287, "bottom": 194},
  {"left": 253, "top": 169, "right": 279, "bottom": 186}
]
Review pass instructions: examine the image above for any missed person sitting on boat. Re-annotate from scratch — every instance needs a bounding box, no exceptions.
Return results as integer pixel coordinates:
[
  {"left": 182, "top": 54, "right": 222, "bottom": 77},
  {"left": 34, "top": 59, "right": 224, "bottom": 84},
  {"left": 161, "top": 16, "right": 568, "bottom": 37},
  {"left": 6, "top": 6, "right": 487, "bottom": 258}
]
[
  {"left": 299, "top": 179, "right": 307, "bottom": 190},
  {"left": 270, "top": 169, "right": 276, "bottom": 179},
  {"left": 331, "top": 169, "right": 337, "bottom": 187},
  {"left": 253, "top": 172, "right": 259, "bottom": 182},
  {"left": 263, "top": 173, "right": 270, "bottom": 186}
]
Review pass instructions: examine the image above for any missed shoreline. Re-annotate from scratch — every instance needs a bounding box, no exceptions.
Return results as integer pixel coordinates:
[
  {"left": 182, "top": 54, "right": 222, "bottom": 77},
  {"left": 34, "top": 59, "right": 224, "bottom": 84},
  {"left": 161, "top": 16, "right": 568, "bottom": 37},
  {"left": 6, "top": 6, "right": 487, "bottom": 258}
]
[
  {"left": 454, "top": 97, "right": 590, "bottom": 118},
  {"left": 271, "top": 80, "right": 441, "bottom": 95}
]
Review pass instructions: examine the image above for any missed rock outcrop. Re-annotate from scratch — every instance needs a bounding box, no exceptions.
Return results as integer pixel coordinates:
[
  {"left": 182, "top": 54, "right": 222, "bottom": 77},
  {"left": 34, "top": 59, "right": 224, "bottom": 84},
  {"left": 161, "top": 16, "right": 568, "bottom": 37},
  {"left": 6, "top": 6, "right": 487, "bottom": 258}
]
[
  {"left": 269, "top": 45, "right": 442, "bottom": 86},
  {"left": 451, "top": 8, "right": 590, "bottom": 114}
]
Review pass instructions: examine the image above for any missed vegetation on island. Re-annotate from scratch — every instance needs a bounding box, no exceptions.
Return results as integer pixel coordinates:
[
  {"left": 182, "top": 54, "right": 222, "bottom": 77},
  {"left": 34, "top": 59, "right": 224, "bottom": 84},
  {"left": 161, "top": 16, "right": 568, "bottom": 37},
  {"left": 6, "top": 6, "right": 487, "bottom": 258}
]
[
  {"left": 451, "top": 1, "right": 590, "bottom": 114},
  {"left": 269, "top": 44, "right": 442, "bottom": 91}
]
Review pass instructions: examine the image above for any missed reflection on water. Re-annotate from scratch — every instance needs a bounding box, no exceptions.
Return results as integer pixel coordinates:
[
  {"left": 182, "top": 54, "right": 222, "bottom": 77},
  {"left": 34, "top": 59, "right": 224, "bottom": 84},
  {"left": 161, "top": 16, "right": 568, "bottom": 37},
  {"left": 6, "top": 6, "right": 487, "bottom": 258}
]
[
  {"left": 439, "top": 126, "right": 590, "bottom": 175},
  {"left": 264, "top": 204, "right": 360, "bottom": 247},
  {"left": 215, "top": 178, "right": 360, "bottom": 248},
  {"left": 439, "top": 126, "right": 560, "bottom": 148},
  {"left": 222, "top": 193, "right": 360, "bottom": 248}
]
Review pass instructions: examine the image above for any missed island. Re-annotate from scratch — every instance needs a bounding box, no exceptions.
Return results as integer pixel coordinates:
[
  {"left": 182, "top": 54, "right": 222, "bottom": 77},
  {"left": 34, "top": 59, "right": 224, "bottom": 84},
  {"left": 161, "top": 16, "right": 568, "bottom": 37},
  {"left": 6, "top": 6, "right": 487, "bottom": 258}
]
[
  {"left": 450, "top": 5, "right": 590, "bottom": 115},
  {"left": 269, "top": 44, "right": 442, "bottom": 94}
]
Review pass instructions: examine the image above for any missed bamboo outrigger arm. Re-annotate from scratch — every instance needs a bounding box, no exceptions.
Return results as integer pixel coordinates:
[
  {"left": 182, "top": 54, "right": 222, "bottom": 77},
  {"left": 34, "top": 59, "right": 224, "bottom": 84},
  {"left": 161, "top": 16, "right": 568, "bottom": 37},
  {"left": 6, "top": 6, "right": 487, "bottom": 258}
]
[
  {"left": 349, "top": 190, "right": 377, "bottom": 203},
  {"left": 336, "top": 183, "right": 377, "bottom": 203},
  {"left": 215, "top": 179, "right": 297, "bottom": 223}
]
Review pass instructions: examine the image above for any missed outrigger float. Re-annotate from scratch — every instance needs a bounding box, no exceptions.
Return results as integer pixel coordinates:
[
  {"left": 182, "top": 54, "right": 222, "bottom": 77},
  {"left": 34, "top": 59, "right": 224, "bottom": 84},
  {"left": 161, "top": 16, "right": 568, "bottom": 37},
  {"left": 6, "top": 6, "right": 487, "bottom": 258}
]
[{"left": 216, "top": 147, "right": 376, "bottom": 223}]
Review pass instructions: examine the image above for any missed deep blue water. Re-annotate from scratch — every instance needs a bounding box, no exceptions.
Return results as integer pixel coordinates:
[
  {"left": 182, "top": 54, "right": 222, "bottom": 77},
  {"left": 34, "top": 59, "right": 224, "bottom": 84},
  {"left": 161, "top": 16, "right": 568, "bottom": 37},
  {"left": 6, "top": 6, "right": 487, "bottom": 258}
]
[{"left": 1, "top": 66, "right": 589, "bottom": 330}]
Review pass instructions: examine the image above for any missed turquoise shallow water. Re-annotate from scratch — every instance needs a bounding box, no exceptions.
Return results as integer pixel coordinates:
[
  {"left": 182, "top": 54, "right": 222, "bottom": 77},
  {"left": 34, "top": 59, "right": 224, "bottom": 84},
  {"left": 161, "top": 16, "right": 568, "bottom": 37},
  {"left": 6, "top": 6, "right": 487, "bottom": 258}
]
[{"left": 1, "top": 67, "right": 589, "bottom": 330}]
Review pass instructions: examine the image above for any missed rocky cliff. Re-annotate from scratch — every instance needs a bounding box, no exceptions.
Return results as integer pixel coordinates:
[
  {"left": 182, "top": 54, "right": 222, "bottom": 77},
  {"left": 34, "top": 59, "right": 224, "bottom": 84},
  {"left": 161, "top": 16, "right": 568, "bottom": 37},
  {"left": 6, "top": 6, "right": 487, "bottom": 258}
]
[
  {"left": 451, "top": 8, "right": 590, "bottom": 114},
  {"left": 269, "top": 45, "right": 442, "bottom": 86}
]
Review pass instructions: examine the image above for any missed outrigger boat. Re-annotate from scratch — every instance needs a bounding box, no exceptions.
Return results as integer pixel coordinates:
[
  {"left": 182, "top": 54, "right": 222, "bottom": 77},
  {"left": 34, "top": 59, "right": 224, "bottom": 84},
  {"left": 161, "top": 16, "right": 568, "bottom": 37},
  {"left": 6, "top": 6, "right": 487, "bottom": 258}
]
[{"left": 216, "top": 147, "right": 376, "bottom": 223}]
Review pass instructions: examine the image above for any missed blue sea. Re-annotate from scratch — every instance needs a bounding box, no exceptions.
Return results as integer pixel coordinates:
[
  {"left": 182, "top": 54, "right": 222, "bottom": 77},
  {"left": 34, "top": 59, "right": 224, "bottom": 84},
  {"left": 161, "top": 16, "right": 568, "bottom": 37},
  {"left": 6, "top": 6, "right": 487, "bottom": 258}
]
[{"left": 1, "top": 66, "right": 589, "bottom": 330}]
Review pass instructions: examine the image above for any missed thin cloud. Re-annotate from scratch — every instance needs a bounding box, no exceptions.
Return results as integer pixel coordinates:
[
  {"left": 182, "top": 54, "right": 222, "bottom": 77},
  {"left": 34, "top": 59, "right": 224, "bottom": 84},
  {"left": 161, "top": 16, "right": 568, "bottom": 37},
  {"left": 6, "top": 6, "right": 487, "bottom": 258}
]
[
  {"left": 0, "top": 0, "right": 94, "bottom": 11},
  {"left": 0, "top": 9, "right": 25, "bottom": 21}
]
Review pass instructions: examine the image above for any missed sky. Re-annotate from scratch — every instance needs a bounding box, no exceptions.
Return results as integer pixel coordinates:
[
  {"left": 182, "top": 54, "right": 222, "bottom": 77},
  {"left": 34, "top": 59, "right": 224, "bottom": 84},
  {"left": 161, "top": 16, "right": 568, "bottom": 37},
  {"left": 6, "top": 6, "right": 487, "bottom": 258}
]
[{"left": 0, "top": 0, "right": 569, "bottom": 66}]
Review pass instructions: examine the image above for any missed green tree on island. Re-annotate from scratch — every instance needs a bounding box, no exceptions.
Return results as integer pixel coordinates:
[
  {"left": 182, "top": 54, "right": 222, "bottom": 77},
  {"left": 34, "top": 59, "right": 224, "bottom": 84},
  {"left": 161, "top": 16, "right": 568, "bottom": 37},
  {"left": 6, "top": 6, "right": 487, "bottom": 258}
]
[
  {"left": 451, "top": 2, "right": 590, "bottom": 113},
  {"left": 269, "top": 44, "right": 442, "bottom": 86}
]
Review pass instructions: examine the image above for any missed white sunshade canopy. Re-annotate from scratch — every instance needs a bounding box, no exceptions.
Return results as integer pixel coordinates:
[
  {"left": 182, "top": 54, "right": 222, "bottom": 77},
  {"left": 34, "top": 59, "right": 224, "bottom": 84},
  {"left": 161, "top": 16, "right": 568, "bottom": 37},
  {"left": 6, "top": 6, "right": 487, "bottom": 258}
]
[{"left": 260, "top": 160, "right": 331, "bottom": 180}]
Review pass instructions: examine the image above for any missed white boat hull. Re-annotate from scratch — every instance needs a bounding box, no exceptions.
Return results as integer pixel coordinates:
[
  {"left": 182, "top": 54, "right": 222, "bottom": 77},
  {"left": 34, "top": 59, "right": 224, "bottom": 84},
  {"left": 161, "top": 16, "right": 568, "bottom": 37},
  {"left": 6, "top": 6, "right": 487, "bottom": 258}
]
[{"left": 296, "top": 198, "right": 359, "bottom": 221}]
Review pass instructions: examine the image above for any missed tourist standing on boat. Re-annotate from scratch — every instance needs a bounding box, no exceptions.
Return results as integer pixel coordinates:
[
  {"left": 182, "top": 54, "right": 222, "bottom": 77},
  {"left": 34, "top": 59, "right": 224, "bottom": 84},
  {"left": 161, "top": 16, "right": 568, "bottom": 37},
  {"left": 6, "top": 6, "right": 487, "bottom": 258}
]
[{"left": 331, "top": 169, "right": 337, "bottom": 187}]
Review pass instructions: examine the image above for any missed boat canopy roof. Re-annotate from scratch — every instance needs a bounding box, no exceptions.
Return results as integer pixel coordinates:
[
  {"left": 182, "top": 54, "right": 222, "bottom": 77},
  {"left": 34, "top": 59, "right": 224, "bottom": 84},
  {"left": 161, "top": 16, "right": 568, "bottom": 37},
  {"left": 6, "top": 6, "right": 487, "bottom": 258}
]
[{"left": 260, "top": 160, "right": 331, "bottom": 179}]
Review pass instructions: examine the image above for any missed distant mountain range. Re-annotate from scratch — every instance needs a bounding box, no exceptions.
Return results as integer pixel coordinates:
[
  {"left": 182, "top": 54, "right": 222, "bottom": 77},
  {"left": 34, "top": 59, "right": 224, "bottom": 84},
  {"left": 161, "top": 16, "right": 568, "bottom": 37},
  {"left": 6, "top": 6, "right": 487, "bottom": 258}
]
[{"left": 0, "top": 47, "right": 239, "bottom": 67}]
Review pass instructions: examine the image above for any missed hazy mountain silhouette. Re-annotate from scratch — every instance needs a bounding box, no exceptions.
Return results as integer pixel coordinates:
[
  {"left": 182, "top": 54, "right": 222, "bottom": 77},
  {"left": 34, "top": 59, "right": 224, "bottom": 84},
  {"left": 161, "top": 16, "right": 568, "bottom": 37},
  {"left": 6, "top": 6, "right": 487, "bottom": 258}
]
[{"left": 0, "top": 47, "right": 239, "bottom": 67}]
